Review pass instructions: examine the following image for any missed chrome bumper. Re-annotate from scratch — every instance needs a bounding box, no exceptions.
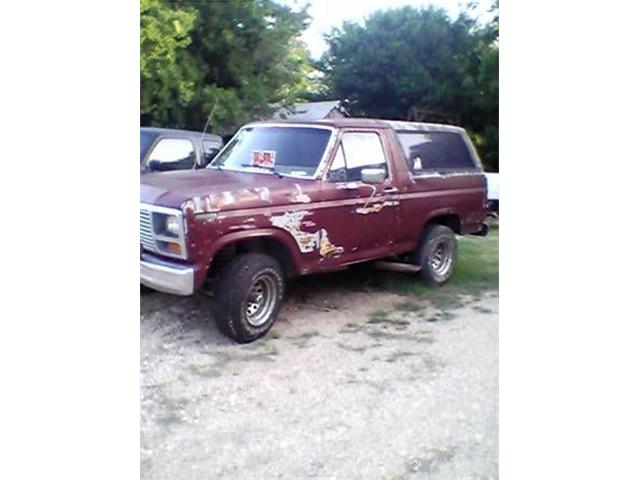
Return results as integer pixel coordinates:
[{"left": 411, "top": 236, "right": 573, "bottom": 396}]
[{"left": 140, "top": 255, "right": 195, "bottom": 296}]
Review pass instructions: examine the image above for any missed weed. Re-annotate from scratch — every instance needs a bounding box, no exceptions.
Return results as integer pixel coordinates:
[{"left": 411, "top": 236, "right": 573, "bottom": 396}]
[
  {"left": 385, "top": 350, "right": 415, "bottom": 362},
  {"left": 289, "top": 331, "right": 320, "bottom": 348},
  {"left": 369, "top": 228, "right": 498, "bottom": 299},
  {"left": 368, "top": 309, "right": 389, "bottom": 322},
  {"left": 395, "top": 300, "right": 422, "bottom": 312},
  {"left": 336, "top": 342, "right": 370, "bottom": 353}
]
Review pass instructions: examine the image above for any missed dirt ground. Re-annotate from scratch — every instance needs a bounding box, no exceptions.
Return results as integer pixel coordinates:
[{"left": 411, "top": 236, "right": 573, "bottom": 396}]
[{"left": 141, "top": 271, "right": 498, "bottom": 480}]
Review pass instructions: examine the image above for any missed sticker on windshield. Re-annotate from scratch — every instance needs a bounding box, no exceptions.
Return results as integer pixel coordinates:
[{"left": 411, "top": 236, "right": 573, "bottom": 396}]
[{"left": 251, "top": 150, "right": 276, "bottom": 168}]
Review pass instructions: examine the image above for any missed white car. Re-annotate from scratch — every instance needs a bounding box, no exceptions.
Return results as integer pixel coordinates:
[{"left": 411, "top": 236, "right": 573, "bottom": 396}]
[{"left": 485, "top": 173, "right": 499, "bottom": 214}]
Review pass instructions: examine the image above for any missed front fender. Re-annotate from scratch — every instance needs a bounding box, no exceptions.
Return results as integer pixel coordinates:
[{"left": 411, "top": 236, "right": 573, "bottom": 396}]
[{"left": 207, "top": 228, "right": 305, "bottom": 273}]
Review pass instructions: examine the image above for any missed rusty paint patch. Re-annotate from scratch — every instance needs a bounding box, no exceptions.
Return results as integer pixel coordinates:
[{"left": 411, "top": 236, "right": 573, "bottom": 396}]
[
  {"left": 270, "top": 211, "right": 343, "bottom": 257},
  {"left": 355, "top": 200, "right": 400, "bottom": 215},
  {"left": 254, "top": 187, "right": 271, "bottom": 203},
  {"left": 319, "top": 229, "right": 344, "bottom": 256},
  {"left": 270, "top": 211, "right": 317, "bottom": 253},
  {"left": 291, "top": 184, "right": 311, "bottom": 204}
]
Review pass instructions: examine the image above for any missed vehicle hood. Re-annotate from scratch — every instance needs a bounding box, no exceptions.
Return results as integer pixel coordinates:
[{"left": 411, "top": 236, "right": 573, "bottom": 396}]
[{"left": 140, "top": 169, "right": 314, "bottom": 213}]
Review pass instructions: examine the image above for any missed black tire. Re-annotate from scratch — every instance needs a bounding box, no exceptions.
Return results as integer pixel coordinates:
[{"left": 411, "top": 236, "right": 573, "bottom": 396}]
[
  {"left": 416, "top": 225, "right": 457, "bottom": 286},
  {"left": 212, "top": 253, "right": 285, "bottom": 343}
]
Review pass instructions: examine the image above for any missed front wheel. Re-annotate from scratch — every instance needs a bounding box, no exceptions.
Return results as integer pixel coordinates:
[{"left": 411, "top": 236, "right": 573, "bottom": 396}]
[
  {"left": 213, "top": 253, "right": 284, "bottom": 343},
  {"left": 417, "top": 225, "right": 457, "bottom": 285}
]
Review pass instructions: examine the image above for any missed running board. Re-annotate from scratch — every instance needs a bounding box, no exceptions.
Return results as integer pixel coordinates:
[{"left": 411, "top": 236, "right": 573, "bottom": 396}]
[{"left": 374, "top": 261, "right": 422, "bottom": 274}]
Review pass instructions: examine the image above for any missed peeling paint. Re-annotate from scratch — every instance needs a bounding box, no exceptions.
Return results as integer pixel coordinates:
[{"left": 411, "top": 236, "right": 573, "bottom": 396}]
[
  {"left": 356, "top": 203, "right": 385, "bottom": 215},
  {"left": 318, "top": 229, "right": 344, "bottom": 256},
  {"left": 220, "top": 191, "right": 235, "bottom": 206},
  {"left": 270, "top": 211, "right": 317, "bottom": 253},
  {"left": 291, "top": 184, "right": 311, "bottom": 203},
  {"left": 270, "top": 211, "right": 343, "bottom": 257},
  {"left": 183, "top": 200, "right": 195, "bottom": 214},
  {"left": 412, "top": 171, "right": 483, "bottom": 179},
  {"left": 254, "top": 187, "right": 272, "bottom": 203},
  {"left": 355, "top": 200, "right": 400, "bottom": 215}
]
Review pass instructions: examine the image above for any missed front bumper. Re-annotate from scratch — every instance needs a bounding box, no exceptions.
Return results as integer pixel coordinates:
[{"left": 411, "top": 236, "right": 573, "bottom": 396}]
[{"left": 140, "top": 254, "right": 195, "bottom": 296}]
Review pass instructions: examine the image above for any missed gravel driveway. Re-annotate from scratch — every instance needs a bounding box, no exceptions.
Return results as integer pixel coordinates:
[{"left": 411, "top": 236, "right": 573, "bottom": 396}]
[{"left": 141, "top": 272, "right": 498, "bottom": 480}]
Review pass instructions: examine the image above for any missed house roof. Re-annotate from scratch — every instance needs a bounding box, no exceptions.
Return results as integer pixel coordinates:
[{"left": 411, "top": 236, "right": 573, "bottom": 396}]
[{"left": 272, "top": 100, "right": 346, "bottom": 120}]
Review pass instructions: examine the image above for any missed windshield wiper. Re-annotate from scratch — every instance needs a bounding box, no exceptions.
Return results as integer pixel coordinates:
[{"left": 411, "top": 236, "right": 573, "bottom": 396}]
[{"left": 240, "top": 164, "right": 283, "bottom": 178}]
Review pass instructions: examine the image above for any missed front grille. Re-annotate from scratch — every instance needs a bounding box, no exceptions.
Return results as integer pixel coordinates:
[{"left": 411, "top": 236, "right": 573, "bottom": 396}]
[{"left": 140, "top": 208, "right": 156, "bottom": 252}]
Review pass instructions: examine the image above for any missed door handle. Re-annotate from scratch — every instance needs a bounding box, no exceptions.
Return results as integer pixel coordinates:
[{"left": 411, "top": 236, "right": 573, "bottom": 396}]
[{"left": 383, "top": 187, "right": 399, "bottom": 193}]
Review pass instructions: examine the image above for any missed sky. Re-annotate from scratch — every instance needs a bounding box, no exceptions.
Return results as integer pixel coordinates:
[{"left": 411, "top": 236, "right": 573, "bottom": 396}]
[{"left": 278, "top": 0, "right": 495, "bottom": 59}]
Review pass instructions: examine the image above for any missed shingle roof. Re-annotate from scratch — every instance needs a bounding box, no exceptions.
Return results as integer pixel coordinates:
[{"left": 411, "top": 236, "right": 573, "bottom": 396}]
[{"left": 272, "top": 100, "right": 346, "bottom": 120}]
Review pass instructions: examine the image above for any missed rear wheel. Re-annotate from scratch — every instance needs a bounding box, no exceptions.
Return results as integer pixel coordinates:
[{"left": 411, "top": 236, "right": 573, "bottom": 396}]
[
  {"left": 417, "top": 225, "right": 457, "bottom": 285},
  {"left": 212, "top": 253, "right": 284, "bottom": 343}
]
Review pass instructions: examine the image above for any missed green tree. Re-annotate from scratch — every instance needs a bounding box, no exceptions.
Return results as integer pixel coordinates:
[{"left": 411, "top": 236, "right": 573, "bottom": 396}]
[
  {"left": 321, "top": 5, "right": 499, "bottom": 171},
  {"left": 140, "top": 0, "right": 197, "bottom": 126},
  {"left": 141, "top": 0, "right": 312, "bottom": 135}
]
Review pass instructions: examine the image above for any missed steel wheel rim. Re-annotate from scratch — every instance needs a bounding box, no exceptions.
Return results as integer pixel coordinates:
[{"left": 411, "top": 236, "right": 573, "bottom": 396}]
[
  {"left": 431, "top": 240, "right": 453, "bottom": 276},
  {"left": 244, "top": 274, "right": 278, "bottom": 327}
]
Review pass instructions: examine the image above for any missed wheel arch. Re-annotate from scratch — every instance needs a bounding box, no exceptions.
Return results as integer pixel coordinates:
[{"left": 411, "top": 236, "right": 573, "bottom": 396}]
[
  {"left": 207, "top": 229, "right": 303, "bottom": 278},
  {"left": 423, "top": 210, "right": 462, "bottom": 235}
]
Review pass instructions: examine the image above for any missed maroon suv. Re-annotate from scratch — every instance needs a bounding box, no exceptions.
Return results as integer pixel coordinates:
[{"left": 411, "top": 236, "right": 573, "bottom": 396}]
[{"left": 140, "top": 119, "right": 487, "bottom": 342}]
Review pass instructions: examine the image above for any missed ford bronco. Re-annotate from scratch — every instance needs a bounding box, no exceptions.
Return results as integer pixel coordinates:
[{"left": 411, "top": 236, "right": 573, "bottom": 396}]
[{"left": 140, "top": 119, "right": 488, "bottom": 342}]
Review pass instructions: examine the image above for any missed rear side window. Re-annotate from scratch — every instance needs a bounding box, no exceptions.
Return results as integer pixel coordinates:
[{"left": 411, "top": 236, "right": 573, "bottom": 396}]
[{"left": 397, "top": 131, "right": 476, "bottom": 173}]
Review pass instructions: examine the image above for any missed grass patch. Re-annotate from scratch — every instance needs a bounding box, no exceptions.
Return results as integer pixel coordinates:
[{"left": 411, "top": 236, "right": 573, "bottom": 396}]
[
  {"left": 395, "top": 300, "right": 422, "bottom": 312},
  {"left": 385, "top": 350, "right": 415, "bottom": 362},
  {"left": 336, "top": 342, "right": 371, "bottom": 353},
  {"left": 288, "top": 330, "right": 320, "bottom": 348},
  {"left": 431, "top": 311, "right": 456, "bottom": 322},
  {"left": 369, "top": 227, "right": 499, "bottom": 301},
  {"left": 367, "top": 309, "right": 411, "bottom": 328},
  {"left": 368, "top": 309, "right": 389, "bottom": 322}
]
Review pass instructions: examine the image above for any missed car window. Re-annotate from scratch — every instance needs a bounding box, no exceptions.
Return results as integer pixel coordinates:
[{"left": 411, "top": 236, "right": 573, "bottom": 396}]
[
  {"left": 147, "top": 138, "right": 196, "bottom": 171},
  {"left": 212, "top": 127, "right": 332, "bottom": 177},
  {"left": 328, "top": 132, "right": 388, "bottom": 182},
  {"left": 203, "top": 140, "right": 221, "bottom": 164},
  {"left": 397, "top": 131, "right": 476, "bottom": 173}
]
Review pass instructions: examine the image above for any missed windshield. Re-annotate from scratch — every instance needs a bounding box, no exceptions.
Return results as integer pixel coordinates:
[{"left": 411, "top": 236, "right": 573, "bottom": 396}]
[
  {"left": 140, "top": 131, "right": 156, "bottom": 162},
  {"left": 211, "top": 126, "right": 332, "bottom": 177}
]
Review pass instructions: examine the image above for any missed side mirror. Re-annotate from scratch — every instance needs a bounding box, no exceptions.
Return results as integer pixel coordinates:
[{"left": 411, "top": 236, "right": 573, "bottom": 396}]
[
  {"left": 200, "top": 149, "right": 220, "bottom": 168},
  {"left": 361, "top": 167, "right": 386, "bottom": 184},
  {"left": 147, "top": 160, "right": 162, "bottom": 172}
]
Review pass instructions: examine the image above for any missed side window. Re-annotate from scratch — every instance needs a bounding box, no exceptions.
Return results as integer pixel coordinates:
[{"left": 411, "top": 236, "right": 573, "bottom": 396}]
[
  {"left": 397, "top": 131, "right": 476, "bottom": 174},
  {"left": 327, "top": 144, "right": 348, "bottom": 182},
  {"left": 203, "top": 140, "right": 221, "bottom": 164},
  {"left": 328, "top": 132, "right": 388, "bottom": 182},
  {"left": 147, "top": 138, "right": 196, "bottom": 171}
]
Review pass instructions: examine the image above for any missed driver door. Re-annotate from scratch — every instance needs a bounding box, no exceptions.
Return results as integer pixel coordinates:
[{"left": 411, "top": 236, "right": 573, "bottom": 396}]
[{"left": 320, "top": 130, "right": 399, "bottom": 264}]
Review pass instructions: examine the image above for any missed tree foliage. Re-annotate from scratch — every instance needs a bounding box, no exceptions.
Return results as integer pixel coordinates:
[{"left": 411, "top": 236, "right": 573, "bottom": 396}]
[
  {"left": 140, "top": 0, "right": 197, "bottom": 125},
  {"left": 140, "top": 1, "right": 499, "bottom": 169},
  {"left": 320, "top": 4, "right": 499, "bottom": 171},
  {"left": 140, "top": 0, "right": 312, "bottom": 135}
]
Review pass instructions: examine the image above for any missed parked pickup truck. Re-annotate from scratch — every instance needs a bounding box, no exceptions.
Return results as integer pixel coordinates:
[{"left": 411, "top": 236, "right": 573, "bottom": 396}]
[
  {"left": 140, "top": 127, "right": 223, "bottom": 173},
  {"left": 140, "top": 119, "right": 488, "bottom": 342}
]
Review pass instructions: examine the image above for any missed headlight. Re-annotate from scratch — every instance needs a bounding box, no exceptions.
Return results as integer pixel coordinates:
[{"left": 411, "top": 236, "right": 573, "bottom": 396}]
[
  {"left": 141, "top": 204, "right": 187, "bottom": 260},
  {"left": 153, "top": 213, "right": 181, "bottom": 238},
  {"left": 165, "top": 216, "right": 181, "bottom": 236}
]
